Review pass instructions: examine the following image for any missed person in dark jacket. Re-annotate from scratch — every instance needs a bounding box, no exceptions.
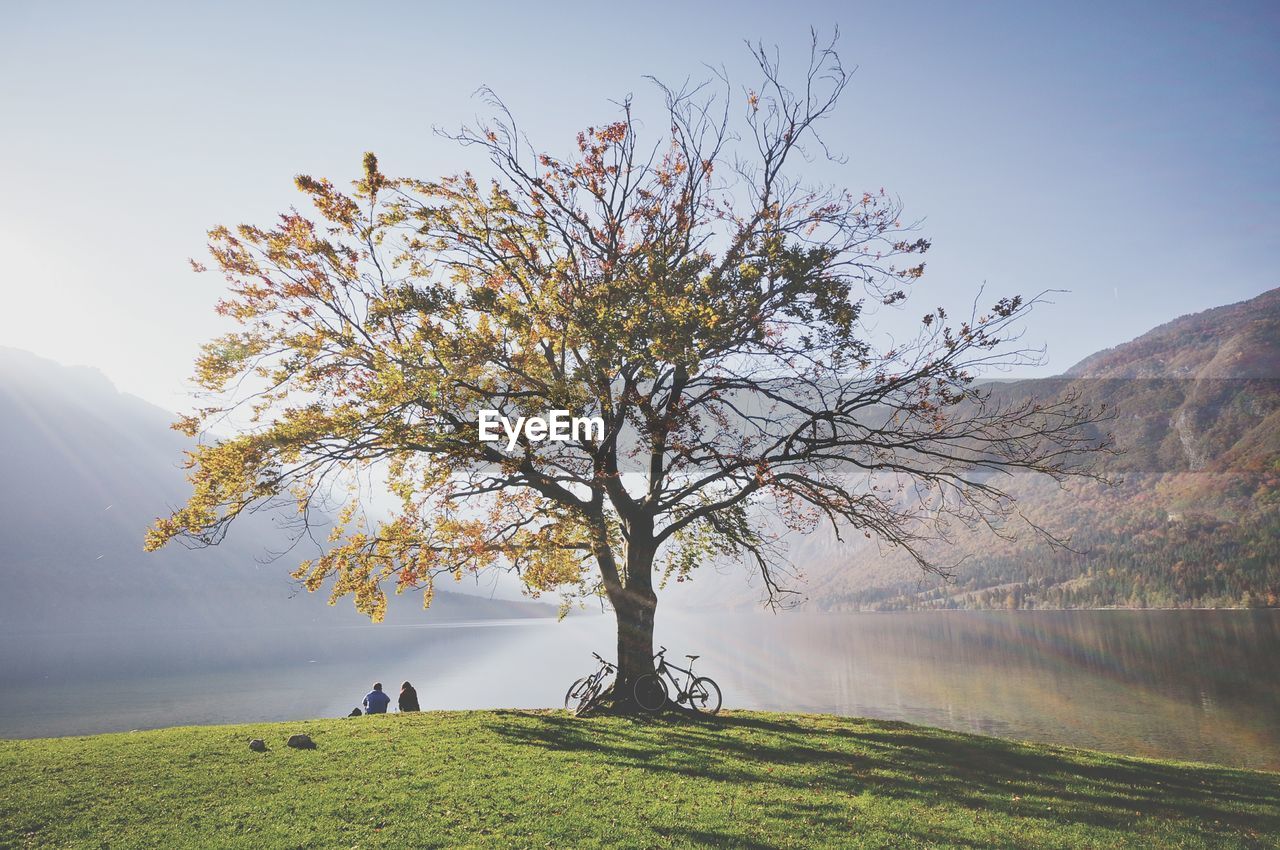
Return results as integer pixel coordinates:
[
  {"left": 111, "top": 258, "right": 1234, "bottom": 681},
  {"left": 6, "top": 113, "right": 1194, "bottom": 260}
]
[
  {"left": 398, "top": 681, "right": 420, "bottom": 712},
  {"left": 363, "top": 682, "right": 391, "bottom": 714}
]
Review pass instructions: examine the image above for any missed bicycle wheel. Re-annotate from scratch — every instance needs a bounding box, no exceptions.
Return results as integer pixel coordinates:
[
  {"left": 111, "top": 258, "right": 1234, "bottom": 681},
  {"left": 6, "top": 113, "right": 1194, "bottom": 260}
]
[
  {"left": 564, "top": 677, "right": 590, "bottom": 711},
  {"left": 688, "top": 676, "right": 722, "bottom": 715},
  {"left": 633, "top": 673, "right": 669, "bottom": 712}
]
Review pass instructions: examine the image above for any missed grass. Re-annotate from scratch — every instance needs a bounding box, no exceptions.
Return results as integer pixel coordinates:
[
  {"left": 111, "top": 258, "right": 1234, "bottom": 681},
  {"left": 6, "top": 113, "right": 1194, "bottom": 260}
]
[{"left": 1, "top": 711, "right": 1276, "bottom": 849}]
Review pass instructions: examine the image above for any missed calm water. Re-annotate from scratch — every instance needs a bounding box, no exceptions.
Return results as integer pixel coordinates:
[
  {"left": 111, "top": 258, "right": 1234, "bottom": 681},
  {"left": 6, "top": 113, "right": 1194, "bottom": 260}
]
[{"left": 1, "top": 610, "right": 1276, "bottom": 771}]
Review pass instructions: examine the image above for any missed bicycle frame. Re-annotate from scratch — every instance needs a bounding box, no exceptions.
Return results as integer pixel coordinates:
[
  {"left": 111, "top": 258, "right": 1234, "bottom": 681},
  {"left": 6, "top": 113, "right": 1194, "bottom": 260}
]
[
  {"left": 586, "top": 653, "right": 615, "bottom": 688},
  {"left": 653, "top": 649, "right": 698, "bottom": 698}
]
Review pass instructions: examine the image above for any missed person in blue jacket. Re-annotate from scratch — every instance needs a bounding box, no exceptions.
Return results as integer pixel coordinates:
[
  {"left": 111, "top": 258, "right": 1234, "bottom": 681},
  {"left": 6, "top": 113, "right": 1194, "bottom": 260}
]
[{"left": 363, "top": 682, "right": 391, "bottom": 714}]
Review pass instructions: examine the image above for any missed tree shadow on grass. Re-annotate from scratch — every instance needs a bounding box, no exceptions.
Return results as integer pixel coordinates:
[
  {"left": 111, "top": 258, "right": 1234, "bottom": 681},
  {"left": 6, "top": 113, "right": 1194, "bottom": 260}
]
[{"left": 486, "top": 710, "right": 1280, "bottom": 846}]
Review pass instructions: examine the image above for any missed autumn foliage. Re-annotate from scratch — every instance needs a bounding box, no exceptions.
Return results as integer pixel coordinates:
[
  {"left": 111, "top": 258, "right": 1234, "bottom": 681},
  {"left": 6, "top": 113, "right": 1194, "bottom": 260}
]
[{"left": 147, "top": 35, "right": 1110, "bottom": 699}]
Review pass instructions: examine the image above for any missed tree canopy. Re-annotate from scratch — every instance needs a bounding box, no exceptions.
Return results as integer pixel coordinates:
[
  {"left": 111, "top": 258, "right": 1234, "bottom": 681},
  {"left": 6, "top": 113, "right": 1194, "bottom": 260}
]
[{"left": 147, "top": 35, "right": 1111, "bottom": 693}]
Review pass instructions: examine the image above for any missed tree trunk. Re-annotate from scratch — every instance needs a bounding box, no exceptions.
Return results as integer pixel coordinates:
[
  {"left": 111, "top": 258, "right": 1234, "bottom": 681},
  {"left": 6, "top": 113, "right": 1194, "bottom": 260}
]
[
  {"left": 611, "top": 535, "right": 658, "bottom": 709},
  {"left": 614, "top": 588, "right": 657, "bottom": 685}
]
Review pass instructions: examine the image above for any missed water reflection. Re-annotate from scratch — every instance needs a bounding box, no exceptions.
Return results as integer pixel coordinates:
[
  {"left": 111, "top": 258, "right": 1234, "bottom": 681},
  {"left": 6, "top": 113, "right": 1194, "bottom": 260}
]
[
  {"left": 717, "top": 611, "right": 1280, "bottom": 770},
  {"left": 1, "top": 611, "right": 1276, "bottom": 771}
]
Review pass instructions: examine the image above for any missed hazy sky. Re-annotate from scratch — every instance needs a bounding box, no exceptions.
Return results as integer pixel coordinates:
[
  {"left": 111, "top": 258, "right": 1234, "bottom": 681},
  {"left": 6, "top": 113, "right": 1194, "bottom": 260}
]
[{"left": 2, "top": 1, "right": 1277, "bottom": 411}]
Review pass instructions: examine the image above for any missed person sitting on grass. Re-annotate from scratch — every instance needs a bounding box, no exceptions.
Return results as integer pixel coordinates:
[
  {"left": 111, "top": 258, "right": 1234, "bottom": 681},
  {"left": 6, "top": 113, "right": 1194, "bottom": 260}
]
[
  {"left": 399, "top": 681, "right": 420, "bottom": 712},
  {"left": 363, "top": 682, "right": 391, "bottom": 715}
]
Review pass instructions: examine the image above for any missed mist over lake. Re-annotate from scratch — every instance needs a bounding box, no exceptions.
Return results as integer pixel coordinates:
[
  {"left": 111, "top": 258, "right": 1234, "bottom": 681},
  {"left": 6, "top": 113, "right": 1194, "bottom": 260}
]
[{"left": 3, "top": 610, "right": 1276, "bottom": 771}]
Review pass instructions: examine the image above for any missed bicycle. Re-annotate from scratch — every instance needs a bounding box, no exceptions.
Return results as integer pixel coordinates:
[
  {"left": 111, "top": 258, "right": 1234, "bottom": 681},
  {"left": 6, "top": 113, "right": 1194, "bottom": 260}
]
[
  {"left": 632, "top": 646, "right": 722, "bottom": 715},
  {"left": 564, "top": 652, "right": 615, "bottom": 716}
]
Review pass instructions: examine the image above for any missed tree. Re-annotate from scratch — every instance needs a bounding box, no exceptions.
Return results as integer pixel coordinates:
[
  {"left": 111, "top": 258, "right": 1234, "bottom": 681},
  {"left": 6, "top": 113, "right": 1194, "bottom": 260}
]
[{"left": 146, "top": 35, "right": 1111, "bottom": 710}]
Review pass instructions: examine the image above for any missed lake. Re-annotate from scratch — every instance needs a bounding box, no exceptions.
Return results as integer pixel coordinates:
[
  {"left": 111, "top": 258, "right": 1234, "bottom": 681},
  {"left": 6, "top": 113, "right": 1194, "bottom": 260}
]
[{"left": 1, "top": 610, "right": 1276, "bottom": 771}]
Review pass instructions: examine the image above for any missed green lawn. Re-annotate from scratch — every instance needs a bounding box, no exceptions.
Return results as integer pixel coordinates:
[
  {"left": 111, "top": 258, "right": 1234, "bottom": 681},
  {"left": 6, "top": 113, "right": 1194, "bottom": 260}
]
[{"left": 1, "top": 711, "right": 1276, "bottom": 849}]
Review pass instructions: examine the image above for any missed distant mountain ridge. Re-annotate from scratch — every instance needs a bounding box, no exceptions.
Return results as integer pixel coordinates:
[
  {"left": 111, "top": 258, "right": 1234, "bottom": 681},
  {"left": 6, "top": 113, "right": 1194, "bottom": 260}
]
[
  {"left": 0, "top": 348, "right": 553, "bottom": 634},
  {"left": 789, "top": 287, "right": 1280, "bottom": 610},
  {"left": 1066, "top": 288, "right": 1280, "bottom": 381}
]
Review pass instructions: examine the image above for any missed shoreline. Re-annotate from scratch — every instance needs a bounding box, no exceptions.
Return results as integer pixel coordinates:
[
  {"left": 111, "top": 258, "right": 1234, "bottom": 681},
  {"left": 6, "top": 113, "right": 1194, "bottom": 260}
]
[
  {"left": 5, "top": 707, "right": 1276, "bottom": 775},
  {"left": 3, "top": 710, "right": 1275, "bottom": 848}
]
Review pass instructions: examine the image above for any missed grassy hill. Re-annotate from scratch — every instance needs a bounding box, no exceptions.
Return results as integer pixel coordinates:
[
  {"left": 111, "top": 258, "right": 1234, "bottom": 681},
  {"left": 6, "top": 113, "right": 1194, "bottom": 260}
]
[{"left": 1, "top": 711, "right": 1276, "bottom": 849}]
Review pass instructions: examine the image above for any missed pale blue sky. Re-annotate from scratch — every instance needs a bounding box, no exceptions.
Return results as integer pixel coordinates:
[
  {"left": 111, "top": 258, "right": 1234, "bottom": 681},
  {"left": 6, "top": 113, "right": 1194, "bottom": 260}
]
[{"left": 1, "top": 0, "right": 1277, "bottom": 410}]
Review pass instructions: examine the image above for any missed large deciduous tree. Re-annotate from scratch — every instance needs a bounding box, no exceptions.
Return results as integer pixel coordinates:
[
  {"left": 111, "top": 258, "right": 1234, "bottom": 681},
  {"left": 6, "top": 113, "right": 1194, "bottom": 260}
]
[{"left": 147, "top": 37, "right": 1110, "bottom": 708}]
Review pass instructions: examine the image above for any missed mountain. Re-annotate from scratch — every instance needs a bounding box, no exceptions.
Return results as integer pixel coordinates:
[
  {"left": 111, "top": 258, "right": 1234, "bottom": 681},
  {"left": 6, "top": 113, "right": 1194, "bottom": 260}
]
[
  {"left": 0, "top": 348, "right": 553, "bottom": 634},
  {"left": 768, "top": 288, "right": 1280, "bottom": 611}
]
